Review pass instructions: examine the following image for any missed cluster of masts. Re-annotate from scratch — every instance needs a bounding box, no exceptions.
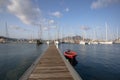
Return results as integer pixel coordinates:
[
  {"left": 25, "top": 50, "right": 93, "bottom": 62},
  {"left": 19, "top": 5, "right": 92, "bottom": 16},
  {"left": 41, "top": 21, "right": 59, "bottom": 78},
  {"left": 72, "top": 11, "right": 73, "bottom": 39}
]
[{"left": 1, "top": 21, "right": 119, "bottom": 45}]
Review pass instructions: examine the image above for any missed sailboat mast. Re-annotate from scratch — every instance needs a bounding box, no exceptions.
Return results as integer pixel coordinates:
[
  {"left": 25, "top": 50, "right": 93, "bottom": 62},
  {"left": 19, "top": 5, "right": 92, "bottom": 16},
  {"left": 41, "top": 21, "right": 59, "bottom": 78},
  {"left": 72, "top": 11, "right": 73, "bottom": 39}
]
[
  {"left": 117, "top": 27, "right": 118, "bottom": 40},
  {"left": 105, "top": 22, "right": 108, "bottom": 41},
  {"left": 93, "top": 29, "right": 95, "bottom": 41},
  {"left": 55, "top": 25, "right": 58, "bottom": 40},
  {"left": 5, "top": 22, "right": 9, "bottom": 38},
  {"left": 39, "top": 24, "right": 42, "bottom": 40},
  {"left": 83, "top": 31, "right": 85, "bottom": 41}
]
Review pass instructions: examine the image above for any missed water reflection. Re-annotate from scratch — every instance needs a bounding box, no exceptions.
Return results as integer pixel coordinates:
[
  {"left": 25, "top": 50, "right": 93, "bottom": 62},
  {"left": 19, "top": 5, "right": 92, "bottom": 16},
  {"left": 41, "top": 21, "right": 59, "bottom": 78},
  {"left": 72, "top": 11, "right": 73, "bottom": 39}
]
[
  {"left": 0, "top": 43, "right": 47, "bottom": 80},
  {"left": 59, "top": 43, "right": 120, "bottom": 80}
]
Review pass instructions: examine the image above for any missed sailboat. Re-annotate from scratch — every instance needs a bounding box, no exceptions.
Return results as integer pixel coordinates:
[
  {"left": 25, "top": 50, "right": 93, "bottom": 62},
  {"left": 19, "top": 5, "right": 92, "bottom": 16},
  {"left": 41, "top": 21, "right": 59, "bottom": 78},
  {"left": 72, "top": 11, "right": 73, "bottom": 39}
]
[
  {"left": 113, "top": 27, "right": 120, "bottom": 44},
  {"left": 54, "top": 25, "right": 59, "bottom": 48},
  {"left": 29, "top": 32, "right": 34, "bottom": 43},
  {"left": 99, "top": 23, "right": 113, "bottom": 44},
  {"left": 4, "top": 22, "right": 9, "bottom": 43},
  {"left": 91, "top": 41, "right": 98, "bottom": 44},
  {"left": 79, "top": 30, "right": 88, "bottom": 45},
  {"left": 79, "top": 41, "right": 87, "bottom": 44},
  {"left": 90, "top": 29, "right": 98, "bottom": 44},
  {"left": 36, "top": 24, "right": 43, "bottom": 46}
]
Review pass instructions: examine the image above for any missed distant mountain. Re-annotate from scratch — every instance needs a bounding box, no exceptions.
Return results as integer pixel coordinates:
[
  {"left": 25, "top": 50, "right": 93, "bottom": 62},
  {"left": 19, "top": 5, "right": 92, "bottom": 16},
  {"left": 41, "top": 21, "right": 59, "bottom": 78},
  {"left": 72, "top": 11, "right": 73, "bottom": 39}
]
[
  {"left": 72, "top": 35, "right": 83, "bottom": 40},
  {"left": 0, "top": 36, "right": 18, "bottom": 41},
  {"left": 59, "top": 35, "right": 91, "bottom": 43}
]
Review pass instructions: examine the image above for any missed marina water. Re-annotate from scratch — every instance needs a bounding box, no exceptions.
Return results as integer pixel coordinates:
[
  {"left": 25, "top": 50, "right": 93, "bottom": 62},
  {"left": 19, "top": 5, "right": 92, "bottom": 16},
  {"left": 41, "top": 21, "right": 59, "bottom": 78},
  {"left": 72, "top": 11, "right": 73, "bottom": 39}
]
[
  {"left": 0, "top": 43, "right": 48, "bottom": 80},
  {"left": 0, "top": 43, "right": 120, "bottom": 80},
  {"left": 59, "top": 43, "right": 120, "bottom": 80}
]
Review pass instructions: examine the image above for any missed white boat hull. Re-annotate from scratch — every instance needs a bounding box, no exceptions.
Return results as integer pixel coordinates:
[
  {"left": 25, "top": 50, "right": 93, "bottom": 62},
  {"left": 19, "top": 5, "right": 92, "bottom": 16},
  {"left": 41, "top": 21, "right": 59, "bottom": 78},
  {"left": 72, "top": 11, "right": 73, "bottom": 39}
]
[
  {"left": 79, "top": 41, "right": 88, "bottom": 45},
  {"left": 90, "top": 42, "right": 98, "bottom": 44},
  {"left": 99, "top": 41, "right": 113, "bottom": 44}
]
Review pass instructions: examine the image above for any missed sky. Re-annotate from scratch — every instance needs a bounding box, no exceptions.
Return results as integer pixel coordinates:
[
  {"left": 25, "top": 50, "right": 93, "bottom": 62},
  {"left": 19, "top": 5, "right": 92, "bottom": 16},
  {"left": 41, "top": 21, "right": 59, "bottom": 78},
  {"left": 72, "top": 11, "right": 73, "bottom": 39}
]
[{"left": 0, "top": 0, "right": 120, "bottom": 40}]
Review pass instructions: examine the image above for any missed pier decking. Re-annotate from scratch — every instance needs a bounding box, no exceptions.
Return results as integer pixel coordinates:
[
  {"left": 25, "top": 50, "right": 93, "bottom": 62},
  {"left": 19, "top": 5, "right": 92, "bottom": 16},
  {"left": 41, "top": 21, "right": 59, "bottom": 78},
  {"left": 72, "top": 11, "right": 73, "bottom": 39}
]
[{"left": 20, "top": 44, "right": 82, "bottom": 80}]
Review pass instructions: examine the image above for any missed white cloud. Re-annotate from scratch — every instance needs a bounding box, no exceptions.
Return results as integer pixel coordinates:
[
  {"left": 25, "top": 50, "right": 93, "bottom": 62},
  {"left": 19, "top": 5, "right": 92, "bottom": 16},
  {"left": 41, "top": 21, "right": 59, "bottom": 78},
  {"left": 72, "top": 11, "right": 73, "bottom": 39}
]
[
  {"left": 0, "top": 0, "right": 10, "bottom": 12},
  {"left": 50, "top": 11, "right": 62, "bottom": 18},
  {"left": 0, "top": 0, "right": 8, "bottom": 8},
  {"left": 0, "top": 0, "right": 9, "bottom": 7},
  {"left": 91, "top": 0, "right": 120, "bottom": 9},
  {"left": 49, "top": 19, "right": 55, "bottom": 24},
  {"left": 65, "top": 8, "right": 69, "bottom": 12},
  {"left": 7, "top": 0, "right": 41, "bottom": 25},
  {"left": 47, "top": 19, "right": 56, "bottom": 29},
  {"left": 10, "top": 25, "right": 27, "bottom": 31}
]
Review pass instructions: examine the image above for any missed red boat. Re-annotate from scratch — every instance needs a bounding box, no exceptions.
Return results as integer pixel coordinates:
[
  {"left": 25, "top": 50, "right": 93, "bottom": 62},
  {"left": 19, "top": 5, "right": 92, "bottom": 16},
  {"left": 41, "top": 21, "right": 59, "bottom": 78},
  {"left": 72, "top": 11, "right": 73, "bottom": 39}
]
[
  {"left": 64, "top": 50, "right": 77, "bottom": 66},
  {"left": 64, "top": 50, "right": 77, "bottom": 59}
]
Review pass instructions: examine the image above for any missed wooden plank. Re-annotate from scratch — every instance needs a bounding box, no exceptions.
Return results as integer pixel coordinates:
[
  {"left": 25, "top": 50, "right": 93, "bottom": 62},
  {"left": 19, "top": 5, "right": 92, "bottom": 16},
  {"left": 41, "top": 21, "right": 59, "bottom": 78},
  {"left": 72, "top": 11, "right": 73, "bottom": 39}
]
[{"left": 27, "top": 44, "right": 74, "bottom": 80}]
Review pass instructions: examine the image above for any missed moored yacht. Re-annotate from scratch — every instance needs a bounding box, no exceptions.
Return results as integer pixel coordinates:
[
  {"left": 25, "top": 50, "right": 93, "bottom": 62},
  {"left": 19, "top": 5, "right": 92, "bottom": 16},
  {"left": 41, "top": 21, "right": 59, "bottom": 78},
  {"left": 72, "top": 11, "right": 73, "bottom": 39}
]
[
  {"left": 99, "top": 23, "right": 113, "bottom": 44},
  {"left": 79, "top": 41, "right": 88, "bottom": 45},
  {"left": 99, "top": 41, "right": 113, "bottom": 44}
]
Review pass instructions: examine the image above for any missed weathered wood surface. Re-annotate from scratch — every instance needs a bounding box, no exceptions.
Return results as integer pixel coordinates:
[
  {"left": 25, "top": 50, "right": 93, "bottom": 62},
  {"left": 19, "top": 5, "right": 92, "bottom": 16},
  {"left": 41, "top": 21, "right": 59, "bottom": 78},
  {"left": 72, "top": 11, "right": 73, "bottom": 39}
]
[{"left": 28, "top": 44, "right": 74, "bottom": 80}]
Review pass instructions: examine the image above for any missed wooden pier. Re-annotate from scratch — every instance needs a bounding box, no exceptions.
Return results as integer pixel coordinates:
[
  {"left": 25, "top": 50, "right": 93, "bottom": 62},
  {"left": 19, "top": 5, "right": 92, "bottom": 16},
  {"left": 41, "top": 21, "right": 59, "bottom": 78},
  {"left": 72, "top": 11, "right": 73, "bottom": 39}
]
[{"left": 20, "top": 44, "right": 82, "bottom": 80}]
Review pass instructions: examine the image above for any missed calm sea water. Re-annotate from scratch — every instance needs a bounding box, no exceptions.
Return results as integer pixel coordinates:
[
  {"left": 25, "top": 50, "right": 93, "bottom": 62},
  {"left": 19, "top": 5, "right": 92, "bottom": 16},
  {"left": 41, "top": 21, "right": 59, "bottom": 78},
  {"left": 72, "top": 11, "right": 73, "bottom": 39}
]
[
  {"left": 59, "top": 43, "right": 120, "bottom": 80},
  {"left": 0, "top": 43, "right": 120, "bottom": 80},
  {"left": 0, "top": 43, "right": 48, "bottom": 80}
]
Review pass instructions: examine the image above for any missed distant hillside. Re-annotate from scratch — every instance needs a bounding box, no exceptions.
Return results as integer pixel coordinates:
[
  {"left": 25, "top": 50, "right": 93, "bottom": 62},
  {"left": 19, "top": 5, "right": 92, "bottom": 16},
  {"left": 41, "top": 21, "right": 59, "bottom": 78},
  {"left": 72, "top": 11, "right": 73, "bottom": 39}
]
[{"left": 0, "top": 36, "right": 18, "bottom": 41}]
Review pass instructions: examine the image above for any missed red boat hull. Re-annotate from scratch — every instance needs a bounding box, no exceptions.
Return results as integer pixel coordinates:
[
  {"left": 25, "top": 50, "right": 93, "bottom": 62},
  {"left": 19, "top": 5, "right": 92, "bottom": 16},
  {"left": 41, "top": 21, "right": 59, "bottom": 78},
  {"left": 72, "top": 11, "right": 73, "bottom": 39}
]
[
  {"left": 64, "top": 51, "right": 77, "bottom": 59},
  {"left": 64, "top": 51, "right": 78, "bottom": 66}
]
